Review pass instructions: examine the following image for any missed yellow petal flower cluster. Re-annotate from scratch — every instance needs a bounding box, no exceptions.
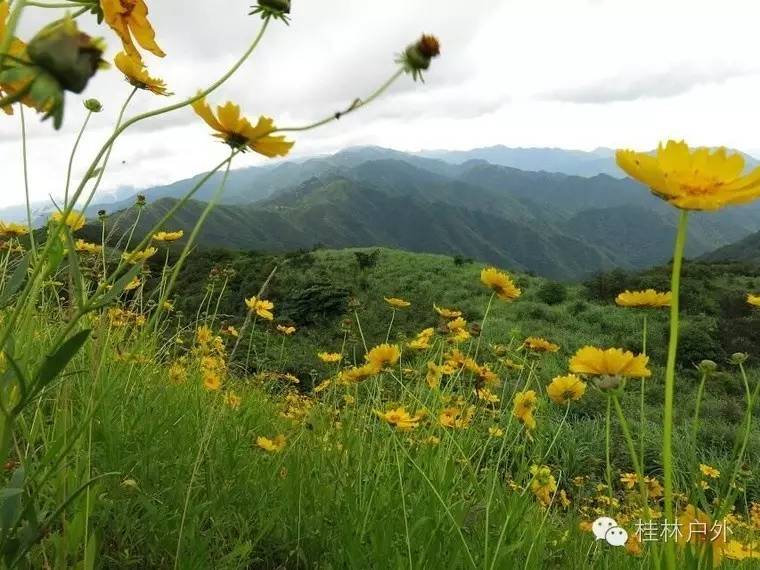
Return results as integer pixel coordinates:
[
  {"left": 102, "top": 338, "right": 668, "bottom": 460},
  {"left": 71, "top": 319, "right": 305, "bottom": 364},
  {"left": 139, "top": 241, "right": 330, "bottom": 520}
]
[
  {"left": 530, "top": 465, "right": 558, "bottom": 507},
  {"left": 615, "top": 289, "right": 671, "bottom": 308},
  {"left": 192, "top": 97, "right": 294, "bottom": 157},
  {"left": 523, "top": 336, "right": 559, "bottom": 353},
  {"left": 152, "top": 230, "right": 184, "bottom": 242},
  {"left": 513, "top": 390, "right": 537, "bottom": 430},
  {"left": 407, "top": 327, "right": 434, "bottom": 350},
  {"left": 122, "top": 246, "right": 157, "bottom": 264},
  {"left": 546, "top": 374, "right": 586, "bottom": 405},
  {"left": 365, "top": 343, "right": 400, "bottom": 370},
  {"left": 101, "top": 0, "right": 165, "bottom": 62},
  {"left": 276, "top": 324, "right": 296, "bottom": 335},
  {"left": 0, "top": 221, "right": 29, "bottom": 238},
  {"left": 256, "top": 434, "right": 286, "bottom": 453},
  {"left": 74, "top": 239, "right": 102, "bottom": 255},
  {"left": 51, "top": 210, "right": 86, "bottom": 231},
  {"left": 384, "top": 296, "right": 410, "bottom": 309},
  {"left": 317, "top": 352, "right": 342, "bottom": 363},
  {"left": 375, "top": 407, "right": 423, "bottom": 430},
  {"left": 245, "top": 296, "right": 274, "bottom": 320},
  {"left": 433, "top": 304, "right": 461, "bottom": 319},
  {"left": 115, "top": 52, "right": 170, "bottom": 96},
  {"left": 480, "top": 267, "right": 521, "bottom": 301},
  {"left": 569, "top": 346, "right": 651, "bottom": 378},
  {"left": 748, "top": 294, "right": 760, "bottom": 308},
  {"left": 616, "top": 140, "right": 760, "bottom": 211}
]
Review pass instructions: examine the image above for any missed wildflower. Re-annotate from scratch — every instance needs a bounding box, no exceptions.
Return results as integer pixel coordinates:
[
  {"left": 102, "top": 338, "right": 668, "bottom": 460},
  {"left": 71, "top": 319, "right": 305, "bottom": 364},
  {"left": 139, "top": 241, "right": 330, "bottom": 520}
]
[
  {"left": 529, "top": 465, "right": 558, "bottom": 507},
  {"left": 0, "top": 222, "right": 28, "bottom": 238},
  {"left": 398, "top": 34, "right": 441, "bottom": 82},
  {"left": 276, "top": 324, "right": 296, "bottom": 335},
  {"left": 433, "top": 304, "right": 462, "bottom": 319},
  {"left": 250, "top": 0, "right": 290, "bottom": 22},
  {"left": 748, "top": 294, "right": 760, "bottom": 308},
  {"left": 168, "top": 362, "right": 186, "bottom": 384},
  {"left": 365, "top": 343, "right": 400, "bottom": 370},
  {"left": 645, "top": 476, "right": 663, "bottom": 498},
  {"left": 569, "top": 346, "right": 651, "bottom": 378},
  {"left": 101, "top": 0, "right": 165, "bottom": 61},
  {"left": 340, "top": 363, "right": 379, "bottom": 383},
  {"left": 74, "top": 239, "right": 102, "bottom": 255},
  {"left": 51, "top": 210, "right": 86, "bottom": 231},
  {"left": 122, "top": 247, "right": 157, "bottom": 264},
  {"left": 375, "top": 407, "right": 423, "bottom": 430},
  {"left": 384, "top": 296, "right": 410, "bottom": 309},
  {"left": 221, "top": 325, "right": 237, "bottom": 337},
  {"left": 114, "top": 51, "right": 170, "bottom": 95},
  {"left": 256, "top": 434, "right": 286, "bottom": 453},
  {"left": 476, "top": 364, "right": 500, "bottom": 387},
  {"left": 725, "top": 540, "right": 760, "bottom": 561},
  {"left": 616, "top": 140, "right": 760, "bottom": 211},
  {"left": 202, "top": 370, "right": 222, "bottom": 391},
  {"left": 84, "top": 98, "right": 102, "bottom": 112},
  {"left": 424, "top": 435, "right": 441, "bottom": 445},
  {"left": 408, "top": 327, "right": 434, "bottom": 350},
  {"left": 317, "top": 352, "right": 342, "bottom": 364},
  {"left": 446, "top": 317, "right": 467, "bottom": 332},
  {"left": 476, "top": 388, "right": 500, "bottom": 404},
  {"left": 196, "top": 325, "right": 213, "bottom": 345},
  {"left": 699, "top": 464, "right": 720, "bottom": 479},
  {"left": 123, "top": 276, "right": 141, "bottom": 292},
  {"left": 488, "top": 426, "right": 504, "bottom": 438},
  {"left": 448, "top": 329, "right": 471, "bottom": 344},
  {"left": 513, "top": 390, "right": 537, "bottom": 430},
  {"left": 192, "top": 96, "right": 293, "bottom": 156},
  {"left": 546, "top": 374, "right": 586, "bottom": 405},
  {"left": 620, "top": 472, "right": 638, "bottom": 490},
  {"left": 439, "top": 406, "right": 474, "bottom": 429},
  {"left": 426, "top": 361, "right": 442, "bottom": 389},
  {"left": 677, "top": 504, "right": 726, "bottom": 566},
  {"left": 480, "top": 267, "right": 521, "bottom": 301},
  {"left": 523, "top": 336, "right": 559, "bottom": 353},
  {"left": 616, "top": 289, "right": 672, "bottom": 308},
  {"left": 224, "top": 391, "right": 242, "bottom": 410},
  {"left": 626, "top": 535, "right": 642, "bottom": 557},
  {"left": 244, "top": 296, "right": 274, "bottom": 320},
  {"left": 152, "top": 229, "right": 184, "bottom": 242}
]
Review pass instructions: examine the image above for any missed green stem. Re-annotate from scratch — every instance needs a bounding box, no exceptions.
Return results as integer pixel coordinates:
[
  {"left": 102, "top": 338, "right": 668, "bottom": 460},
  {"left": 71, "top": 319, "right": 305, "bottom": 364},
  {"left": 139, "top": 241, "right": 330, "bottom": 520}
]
[
  {"left": 473, "top": 292, "right": 495, "bottom": 362},
  {"left": 605, "top": 397, "right": 613, "bottom": 503},
  {"left": 64, "top": 109, "right": 92, "bottom": 208},
  {"left": 640, "top": 313, "right": 647, "bottom": 476},
  {"left": 612, "top": 393, "right": 649, "bottom": 516},
  {"left": 385, "top": 308, "right": 396, "bottom": 343},
  {"left": 662, "top": 209, "right": 689, "bottom": 569},
  {"left": 18, "top": 105, "right": 36, "bottom": 256}
]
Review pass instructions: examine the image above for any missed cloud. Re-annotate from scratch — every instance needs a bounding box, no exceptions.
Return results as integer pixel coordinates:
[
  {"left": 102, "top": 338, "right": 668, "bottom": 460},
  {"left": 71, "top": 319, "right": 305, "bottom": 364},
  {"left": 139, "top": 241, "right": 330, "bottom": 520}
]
[{"left": 541, "top": 65, "right": 758, "bottom": 104}]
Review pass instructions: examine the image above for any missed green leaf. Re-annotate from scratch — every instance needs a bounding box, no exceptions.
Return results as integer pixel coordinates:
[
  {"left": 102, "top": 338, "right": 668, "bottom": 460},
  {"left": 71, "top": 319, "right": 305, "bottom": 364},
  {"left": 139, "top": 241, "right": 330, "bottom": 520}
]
[
  {"left": 92, "top": 264, "right": 142, "bottom": 309},
  {"left": 33, "top": 329, "right": 90, "bottom": 391},
  {"left": 0, "top": 467, "right": 25, "bottom": 535},
  {"left": 0, "top": 255, "right": 29, "bottom": 308}
]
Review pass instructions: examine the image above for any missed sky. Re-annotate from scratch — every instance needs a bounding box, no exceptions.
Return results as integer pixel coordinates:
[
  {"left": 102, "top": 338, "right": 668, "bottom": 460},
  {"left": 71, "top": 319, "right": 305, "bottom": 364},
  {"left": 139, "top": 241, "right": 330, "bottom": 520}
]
[{"left": 3, "top": 0, "right": 760, "bottom": 207}]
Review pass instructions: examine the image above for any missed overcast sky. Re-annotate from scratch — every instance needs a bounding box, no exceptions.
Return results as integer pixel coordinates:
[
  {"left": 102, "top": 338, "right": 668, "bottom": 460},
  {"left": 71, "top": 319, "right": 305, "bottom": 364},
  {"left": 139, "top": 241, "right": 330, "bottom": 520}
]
[{"left": 3, "top": 0, "right": 760, "bottom": 207}]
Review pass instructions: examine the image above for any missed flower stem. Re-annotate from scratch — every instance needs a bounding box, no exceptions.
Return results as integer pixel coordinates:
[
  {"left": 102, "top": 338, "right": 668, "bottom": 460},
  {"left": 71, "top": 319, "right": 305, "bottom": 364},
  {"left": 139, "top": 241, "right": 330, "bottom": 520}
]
[
  {"left": 640, "top": 313, "right": 647, "bottom": 475},
  {"left": 19, "top": 105, "right": 35, "bottom": 256},
  {"left": 662, "top": 209, "right": 689, "bottom": 569}
]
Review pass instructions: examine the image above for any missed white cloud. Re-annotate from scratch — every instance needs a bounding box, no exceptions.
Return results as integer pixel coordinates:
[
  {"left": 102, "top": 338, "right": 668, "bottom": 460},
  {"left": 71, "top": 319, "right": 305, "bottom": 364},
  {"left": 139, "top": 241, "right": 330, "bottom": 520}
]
[{"left": 3, "top": 0, "right": 760, "bottom": 208}]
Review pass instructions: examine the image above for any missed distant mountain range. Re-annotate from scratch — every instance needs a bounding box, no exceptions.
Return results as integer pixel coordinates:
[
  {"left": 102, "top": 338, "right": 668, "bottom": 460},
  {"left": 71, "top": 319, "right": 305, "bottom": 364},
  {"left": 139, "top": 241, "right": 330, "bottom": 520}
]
[{"left": 75, "top": 145, "right": 760, "bottom": 280}]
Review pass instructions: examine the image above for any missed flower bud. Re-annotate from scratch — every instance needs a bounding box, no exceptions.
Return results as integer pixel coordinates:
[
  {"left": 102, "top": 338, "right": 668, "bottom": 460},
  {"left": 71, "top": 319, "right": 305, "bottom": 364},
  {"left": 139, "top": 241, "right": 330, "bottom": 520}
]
[
  {"left": 697, "top": 359, "right": 718, "bottom": 375},
  {"left": 84, "top": 98, "right": 102, "bottom": 112},
  {"left": 26, "top": 17, "right": 106, "bottom": 94},
  {"left": 730, "top": 353, "right": 749, "bottom": 365},
  {"left": 98, "top": 209, "right": 107, "bottom": 220},
  {"left": 398, "top": 34, "right": 441, "bottom": 81},
  {"left": 250, "top": 0, "right": 291, "bottom": 21}
]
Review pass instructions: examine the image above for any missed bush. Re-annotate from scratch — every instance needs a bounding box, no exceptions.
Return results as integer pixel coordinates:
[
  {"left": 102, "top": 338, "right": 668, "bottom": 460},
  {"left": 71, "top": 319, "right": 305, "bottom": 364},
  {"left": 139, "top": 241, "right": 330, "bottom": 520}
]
[{"left": 536, "top": 281, "right": 567, "bottom": 305}]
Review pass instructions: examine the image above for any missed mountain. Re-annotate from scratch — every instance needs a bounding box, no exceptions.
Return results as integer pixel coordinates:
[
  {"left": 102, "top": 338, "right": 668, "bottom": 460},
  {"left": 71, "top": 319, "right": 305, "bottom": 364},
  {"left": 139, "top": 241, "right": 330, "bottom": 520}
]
[
  {"left": 701, "top": 230, "right": 760, "bottom": 264},
  {"left": 90, "top": 150, "right": 760, "bottom": 280}
]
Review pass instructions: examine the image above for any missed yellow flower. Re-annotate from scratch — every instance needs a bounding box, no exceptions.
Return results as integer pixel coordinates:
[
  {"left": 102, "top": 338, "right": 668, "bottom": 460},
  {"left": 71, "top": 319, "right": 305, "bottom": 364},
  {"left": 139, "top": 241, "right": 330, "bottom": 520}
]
[
  {"left": 615, "top": 289, "right": 672, "bottom": 308},
  {"left": 513, "top": 390, "right": 537, "bottom": 430},
  {"left": 747, "top": 294, "right": 760, "bottom": 308},
  {"left": 546, "top": 374, "right": 586, "bottom": 405},
  {"left": 677, "top": 504, "right": 726, "bottom": 566},
  {"left": 426, "top": 361, "right": 442, "bottom": 389},
  {"left": 123, "top": 276, "right": 141, "bottom": 291},
  {"left": 192, "top": 96, "right": 293, "bottom": 157},
  {"left": 101, "top": 0, "right": 165, "bottom": 62},
  {"left": 224, "top": 391, "right": 242, "bottom": 410},
  {"left": 196, "top": 325, "right": 213, "bottom": 345},
  {"left": 616, "top": 140, "right": 760, "bottom": 211},
  {"left": 480, "top": 267, "right": 521, "bottom": 301},
  {"left": 407, "top": 327, "right": 434, "bottom": 350},
  {"left": 244, "top": 296, "right": 274, "bottom": 320},
  {"left": 122, "top": 247, "right": 157, "bottom": 264},
  {"left": 340, "top": 363, "right": 379, "bottom": 383},
  {"left": 488, "top": 426, "right": 504, "bottom": 438},
  {"left": 74, "top": 239, "right": 102, "bottom": 255},
  {"left": 375, "top": 407, "right": 423, "bottom": 430},
  {"left": 365, "top": 344, "right": 400, "bottom": 370},
  {"left": 202, "top": 370, "right": 222, "bottom": 391},
  {"left": 569, "top": 346, "right": 651, "bottom": 378},
  {"left": 476, "top": 388, "right": 500, "bottom": 404},
  {"left": 446, "top": 317, "right": 467, "bottom": 332},
  {"left": 51, "top": 210, "right": 86, "bottom": 231},
  {"left": 529, "top": 464, "right": 557, "bottom": 507},
  {"left": 168, "top": 362, "right": 186, "bottom": 384},
  {"left": 277, "top": 324, "right": 296, "bottom": 335},
  {"left": 523, "top": 336, "right": 559, "bottom": 353},
  {"left": 699, "top": 463, "right": 720, "bottom": 479},
  {"left": 433, "top": 303, "right": 462, "bottom": 319},
  {"left": 384, "top": 296, "right": 411, "bottom": 309},
  {"left": 152, "top": 229, "right": 184, "bottom": 242},
  {"left": 725, "top": 540, "right": 760, "bottom": 561},
  {"left": 317, "top": 352, "right": 342, "bottom": 364},
  {"left": 114, "top": 52, "right": 170, "bottom": 95},
  {"left": 620, "top": 472, "right": 638, "bottom": 490},
  {"left": 439, "top": 406, "right": 474, "bottom": 429},
  {"left": 0, "top": 222, "right": 29, "bottom": 238},
  {"left": 256, "top": 434, "right": 286, "bottom": 453}
]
